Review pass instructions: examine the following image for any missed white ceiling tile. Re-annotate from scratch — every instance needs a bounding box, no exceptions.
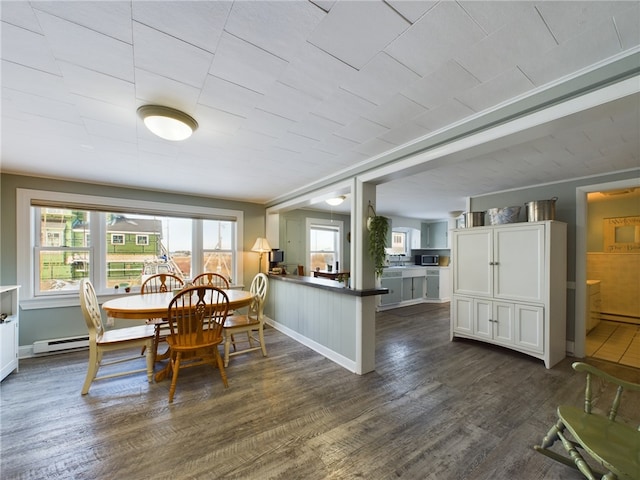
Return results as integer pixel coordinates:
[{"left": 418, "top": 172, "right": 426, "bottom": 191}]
[
  {"left": 199, "top": 75, "right": 263, "bottom": 118},
  {"left": 458, "top": 1, "right": 535, "bottom": 35},
  {"left": 378, "top": 121, "right": 432, "bottom": 147},
  {"left": 1, "top": 60, "right": 70, "bottom": 103},
  {"left": 84, "top": 117, "right": 138, "bottom": 143},
  {"left": 278, "top": 42, "right": 358, "bottom": 100},
  {"left": 413, "top": 100, "right": 475, "bottom": 132},
  {"left": 518, "top": 19, "right": 624, "bottom": 86},
  {"left": 57, "top": 61, "right": 135, "bottom": 108},
  {"left": 314, "top": 134, "right": 359, "bottom": 155},
  {"left": 363, "top": 94, "right": 427, "bottom": 129},
  {"left": 614, "top": 2, "right": 640, "bottom": 50},
  {"left": 194, "top": 104, "right": 245, "bottom": 136},
  {"left": 35, "top": 11, "right": 133, "bottom": 81},
  {"left": 1, "top": 22, "right": 59, "bottom": 74},
  {"left": 402, "top": 60, "right": 479, "bottom": 109},
  {"left": 310, "top": 1, "right": 336, "bottom": 14},
  {"left": 287, "top": 112, "right": 344, "bottom": 141},
  {"left": 385, "top": 2, "right": 486, "bottom": 77},
  {"left": 209, "top": 32, "right": 288, "bottom": 94},
  {"left": 134, "top": 68, "right": 202, "bottom": 109},
  {"left": 1, "top": 1, "right": 44, "bottom": 33},
  {"left": 132, "top": 22, "right": 213, "bottom": 88},
  {"left": 308, "top": 1, "right": 409, "bottom": 69},
  {"left": 351, "top": 137, "right": 397, "bottom": 157},
  {"left": 224, "top": 1, "right": 325, "bottom": 61},
  {"left": 536, "top": 1, "right": 633, "bottom": 45},
  {"left": 456, "top": 68, "right": 535, "bottom": 113},
  {"left": 455, "top": 9, "right": 557, "bottom": 82},
  {"left": 274, "top": 131, "right": 321, "bottom": 153},
  {"left": 243, "top": 109, "right": 296, "bottom": 138},
  {"left": 341, "top": 52, "right": 421, "bottom": 105},
  {"left": 31, "top": 1, "right": 132, "bottom": 43},
  {"left": 386, "top": 1, "right": 438, "bottom": 24},
  {"left": 257, "top": 82, "right": 323, "bottom": 122},
  {"left": 312, "top": 88, "right": 377, "bottom": 126},
  {"left": 335, "top": 117, "right": 389, "bottom": 144},
  {"left": 2, "top": 88, "right": 80, "bottom": 124},
  {"left": 132, "top": 1, "right": 230, "bottom": 53}
]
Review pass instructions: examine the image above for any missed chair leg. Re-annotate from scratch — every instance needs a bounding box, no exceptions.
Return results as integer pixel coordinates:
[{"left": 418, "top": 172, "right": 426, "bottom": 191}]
[
  {"left": 258, "top": 326, "right": 267, "bottom": 357},
  {"left": 215, "top": 349, "right": 229, "bottom": 388},
  {"left": 81, "top": 346, "right": 100, "bottom": 395},
  {"left": 224, "top": 332, "right": 232, "bottom": 367},
  {"left": 144, "top": 339, "right": 154, "bottom": 383},
  {"left": 168, "top": 352, "right": 181, "bottom": 403}
]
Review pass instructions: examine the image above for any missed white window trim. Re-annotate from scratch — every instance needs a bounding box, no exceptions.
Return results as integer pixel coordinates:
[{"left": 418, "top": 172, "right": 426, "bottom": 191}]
[
  {"left": 111, "top": 234, "right": 125, "bottom": 245},
  {"left": 17, "top": 188, "right": 244, "bottom": 309},
  {"left": 306, "top": 217, "right": 343, "bottom": 274},
  {"left": 135, "top": 234, "right": 149, "bottom": 246}
]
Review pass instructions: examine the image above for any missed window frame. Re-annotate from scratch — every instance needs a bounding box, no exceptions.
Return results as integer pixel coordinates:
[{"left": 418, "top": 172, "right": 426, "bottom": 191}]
[
  {"left": 306, "top": 217, "right": 343, "bottom": 274},
  {"left": 17, "top": 188, "right": 244, "bottom": 309}
]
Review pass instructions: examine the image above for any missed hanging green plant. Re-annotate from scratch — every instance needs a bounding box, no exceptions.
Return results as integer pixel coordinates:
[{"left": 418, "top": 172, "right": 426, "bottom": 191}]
[{"left": 367, "top": 202, "right": 389, "bottom": 277}]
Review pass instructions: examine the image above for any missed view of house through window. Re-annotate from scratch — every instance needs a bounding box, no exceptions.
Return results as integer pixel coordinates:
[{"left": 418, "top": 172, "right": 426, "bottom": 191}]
[
  {"left": 309, "top": 223, "right": 341, "bottom": 271},
  {"left": 35, "top": 207, "right": 235, "bottom": 295}
]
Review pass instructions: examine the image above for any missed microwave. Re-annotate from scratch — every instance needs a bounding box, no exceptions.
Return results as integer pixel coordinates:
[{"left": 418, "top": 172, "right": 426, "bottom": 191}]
[{"left": 415, "top": 254, "right": 439, "bottom": 266}]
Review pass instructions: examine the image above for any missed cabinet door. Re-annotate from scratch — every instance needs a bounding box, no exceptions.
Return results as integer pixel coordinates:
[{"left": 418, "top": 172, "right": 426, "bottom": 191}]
[
  {"left": 473, "top": 298, "right": 492, "bottom": 340},
  {"left": 402, "top": 278, "right": 413, "bottom": 301},
  {"left": 453, "top": 229, "right": 492, "bottom": 297},
  {"left": 412, "top": 276, "right": 425, "bottom": 300},
  {"left": 381, "top": 277, "right": 402, "bottom": 305},
  {"left": 494, "top": 225, "right": 545, "bottom": 302},
  {"left": 514, "top": 304, "right": 544, "bottom": 353},
  {"left": 452, "top": 296, "right": 473, "bottom": 334},
  {"left": 0, "top": 320, "right": 18, "bottom": 381},
  {"left": 426, "top": 275, "right": 439, "bottom": 299},
  {"left": 492, "top": 301, "right": 514, "bottom": 346}
]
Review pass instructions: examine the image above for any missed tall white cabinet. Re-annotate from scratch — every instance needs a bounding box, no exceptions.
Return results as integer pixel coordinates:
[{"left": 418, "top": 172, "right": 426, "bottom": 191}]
[
  {"left": 0, "top": 286, "right": 20, "bottom": 381},
  {"left": 450, "top": 222, "right": 566, "bottom": 368}
]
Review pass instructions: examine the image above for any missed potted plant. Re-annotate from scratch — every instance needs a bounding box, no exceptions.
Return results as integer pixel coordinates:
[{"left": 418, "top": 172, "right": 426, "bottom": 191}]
[{"left": 367, "top": 203, "right": 389, "bottom": 277}]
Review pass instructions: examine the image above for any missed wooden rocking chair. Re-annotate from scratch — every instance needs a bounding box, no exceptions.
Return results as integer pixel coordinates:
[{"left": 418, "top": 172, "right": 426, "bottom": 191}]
[{"left": 533, "top": 362, "right": 640, "bottom": 480}]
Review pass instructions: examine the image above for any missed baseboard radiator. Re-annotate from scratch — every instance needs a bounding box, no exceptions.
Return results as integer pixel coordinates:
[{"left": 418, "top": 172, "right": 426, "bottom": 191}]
[{"left": 33, "top": 335, "right": 89, "bottom": 354}]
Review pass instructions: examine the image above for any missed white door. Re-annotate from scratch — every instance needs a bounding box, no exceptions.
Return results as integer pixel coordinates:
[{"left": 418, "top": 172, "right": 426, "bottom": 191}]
[
  {"left": 453, "top": 229, "right": 492, "bottom": 297},
  {"left": 473, "top": 298, "right": 492, "bottom": 340},
  {"left": 514, "top": 304, "right": 544, "bottom": 353},
  {"left": 451, "top": 296, "right": 473, "bottom": 334},
  {"left": 493, "top": 225, "right": 545, "bottom": 302},
  {"left": 492, "top": 301, "right": 514, "bottom": 346}
]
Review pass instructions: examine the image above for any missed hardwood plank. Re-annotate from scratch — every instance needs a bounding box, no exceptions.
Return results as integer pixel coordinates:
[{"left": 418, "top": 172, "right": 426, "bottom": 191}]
[{"left": 2, "top": 303, "right": 638, "bottom": 479}]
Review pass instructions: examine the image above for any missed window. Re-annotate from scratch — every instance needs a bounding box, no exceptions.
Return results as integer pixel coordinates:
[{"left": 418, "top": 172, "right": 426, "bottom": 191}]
[
  {"left": 17, "top": 189, "right": 244, "bottom": 308},
  {"left": 390, "top": 231, "right": 407, "bottom": 254},
  {"left": 111, "top": 234, "right": 125, "bottom": 245},
  {"left": 136, "top": 235, "right": 149, "bottom": 246},
  {"left": 307, "top": 218, "right": 343, "bottom": 272}
]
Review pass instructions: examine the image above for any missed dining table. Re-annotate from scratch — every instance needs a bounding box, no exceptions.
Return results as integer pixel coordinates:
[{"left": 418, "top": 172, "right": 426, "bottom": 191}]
[{"left": 102, "top": 288, "right": 255, "bottom": 381}]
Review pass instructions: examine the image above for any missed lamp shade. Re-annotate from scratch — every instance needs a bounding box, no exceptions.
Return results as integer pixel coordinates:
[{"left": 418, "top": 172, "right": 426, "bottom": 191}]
[
  {"left": 137, "top": 105, "right": 198, "bottom": 141},
  {"left": 251, "top": 237, "right": 272, "bottom": 253},
  {"left": 326, "top": 196, "right": 346, "bottom": 206}
]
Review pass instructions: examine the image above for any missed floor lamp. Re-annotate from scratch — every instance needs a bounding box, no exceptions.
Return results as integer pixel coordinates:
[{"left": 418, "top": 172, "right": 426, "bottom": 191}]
[{"left": 251, "top": 237, "right": 272, "bottom": 273}]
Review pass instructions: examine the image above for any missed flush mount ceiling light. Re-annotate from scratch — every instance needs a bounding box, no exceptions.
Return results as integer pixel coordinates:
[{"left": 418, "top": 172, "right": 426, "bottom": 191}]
[
  {"left": 326, "top": 196, "right": 346, "bottom": 206},
  {"left": 137, "top": 105, "right": 198, "bottom": 141}
]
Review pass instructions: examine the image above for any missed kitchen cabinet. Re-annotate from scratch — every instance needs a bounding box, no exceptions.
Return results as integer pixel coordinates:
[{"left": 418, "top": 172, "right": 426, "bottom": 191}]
[
  {"left": 421, "top": 221, "right": 448, "bottom": 248},
  {"left": 450, "top": 221, "right": 566, "bottom": 368},
  {"left": 0, "top": 286, "right": 20, "bottom": 382},
  {"left": 425, "top": 267, "right": 450, "bottom": 302},
  {"left": 402, "top": 276, "right": 424, "bottom": 302},
  {"left": 379, "top": 267, "right": 426, "bottom": 310}
]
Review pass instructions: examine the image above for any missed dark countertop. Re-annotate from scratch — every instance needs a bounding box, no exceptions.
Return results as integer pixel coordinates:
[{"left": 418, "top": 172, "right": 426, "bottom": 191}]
[{"left": 268, "top": 274, "right": 387, "bottom": 297}]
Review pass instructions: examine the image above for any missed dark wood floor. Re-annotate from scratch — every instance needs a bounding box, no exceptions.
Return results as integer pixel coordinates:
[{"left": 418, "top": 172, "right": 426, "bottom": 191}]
[{"left": 2, "top": 303, "right": 638, "bottom": 479}]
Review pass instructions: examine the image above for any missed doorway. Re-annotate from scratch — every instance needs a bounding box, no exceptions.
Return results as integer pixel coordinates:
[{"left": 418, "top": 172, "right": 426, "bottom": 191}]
[{"left": 579, "top": 180, "right": 640, "bottom": 368}]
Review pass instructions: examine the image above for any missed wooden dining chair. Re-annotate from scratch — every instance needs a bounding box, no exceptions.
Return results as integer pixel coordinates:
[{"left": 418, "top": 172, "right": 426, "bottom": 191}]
[
  {"left": 534, "top": 362, "right": 640, "bottom": 479},
  {"left": 192, "top": 272, "right": 230, "bottom": 289},
  {"left": 79, "top": 279, "right": 155, "bottom": 395},
  {"left": 165, "top": 286, "right": 230, "bottom": 403},
  {"left": 140, "top": 273, "right": 184, "bottom": 360},
  {"left": 223, "top": 273, "right": 269, "bottom": 367}
]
